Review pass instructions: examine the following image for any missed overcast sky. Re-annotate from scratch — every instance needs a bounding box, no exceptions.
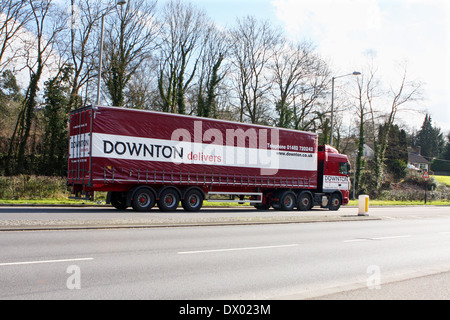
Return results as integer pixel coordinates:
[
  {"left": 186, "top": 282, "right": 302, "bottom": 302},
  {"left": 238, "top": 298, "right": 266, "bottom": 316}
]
[{"left": 184, "top": 0, "right": 449, "bottom": 133}]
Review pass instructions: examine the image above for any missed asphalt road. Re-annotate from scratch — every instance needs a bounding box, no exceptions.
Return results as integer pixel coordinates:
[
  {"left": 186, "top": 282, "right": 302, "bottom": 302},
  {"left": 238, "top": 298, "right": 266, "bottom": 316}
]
[
  {"left": 0, "top": 205, "right": 448, "bottom": 230},
  {"left": 0, "top": 205, "right": 449, "bottom": 300}
]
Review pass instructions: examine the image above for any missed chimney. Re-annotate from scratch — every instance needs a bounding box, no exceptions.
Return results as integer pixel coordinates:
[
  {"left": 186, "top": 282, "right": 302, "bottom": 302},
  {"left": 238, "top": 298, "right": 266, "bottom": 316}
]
[{"left": 417, "top": 146, "right": 421, "bottom": 155}]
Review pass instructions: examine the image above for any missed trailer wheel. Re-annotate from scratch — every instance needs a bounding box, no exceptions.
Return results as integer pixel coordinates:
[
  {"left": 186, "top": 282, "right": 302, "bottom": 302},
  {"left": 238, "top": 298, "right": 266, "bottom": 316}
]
[
  {"left": 132, "top": 188, "right": 155, "bottom": 212},
  {"left": 329, "top": 193, "right": 341, "bottom": 211},
  {"left": 110, "top": 192, "right": 128, "bottom": 210},
  {"left": 182, "top": 189, "right": 203, "bottom": 212},
  {"left": 279, "top": 191, "right": 296, "bottom": 211},
  {"left": 158, "top": 188, "right": 180, "bottom": 212},
  {"left": 254, "top": 203, "right": 270, "bottom": 210},
  {"left": 297, "top": 192, "right": 312, "bottom": 211}
]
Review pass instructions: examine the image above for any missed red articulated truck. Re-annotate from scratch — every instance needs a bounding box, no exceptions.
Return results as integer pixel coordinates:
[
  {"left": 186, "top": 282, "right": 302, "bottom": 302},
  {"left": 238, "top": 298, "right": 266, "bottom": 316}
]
[{"left": 68, "top": 106, "right": 351, "bottom": 212}]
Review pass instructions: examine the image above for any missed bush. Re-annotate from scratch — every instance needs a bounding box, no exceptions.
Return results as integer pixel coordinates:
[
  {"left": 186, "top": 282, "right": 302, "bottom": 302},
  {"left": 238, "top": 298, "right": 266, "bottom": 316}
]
[
  {"left": 404, "top": 171, "right": 438, "bottom": 190},
  {"left": 388, "top": 159, "right": 407, "bottom": 181},
  {"left": 431, "top": 158, "right": 450, "bottom": 173},
  {"left": 0, "top": 175, "right": 69, "bottom": 200}
]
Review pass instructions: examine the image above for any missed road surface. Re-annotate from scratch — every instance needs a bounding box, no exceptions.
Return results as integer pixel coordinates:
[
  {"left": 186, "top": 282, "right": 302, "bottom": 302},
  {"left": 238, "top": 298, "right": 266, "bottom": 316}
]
[
  {"left": 0, "top": 205, "right": 448, "bottom": 230},
  {"left": 0, "top": 205, "right": 449, "bottom": 300}
]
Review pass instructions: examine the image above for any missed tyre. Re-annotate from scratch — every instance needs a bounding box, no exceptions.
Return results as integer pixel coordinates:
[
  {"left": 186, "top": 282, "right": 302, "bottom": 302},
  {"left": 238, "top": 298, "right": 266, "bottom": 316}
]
[
  {"left": 329, "top": 193, "right": 341, "bottom": 211},
  {"left": 131, "top": 188, "right": 155, "bottom": 212},
  {"left": 158, "top": 188, "right": 180, "bottom": 212},
  {"left": 182, "top": 189, "right": 203, "bottom": 212},
  {"left": 253, "top": 203, "right": 270, "bottom": 210},
  {"left": 279, "top": 191, "right": 296, "bottom": 211},
  {"left": 110, "top": 192, "right": 128, "bottom": 210},
  {"left": 297, "top": 192, "right": 312, "bottom": 211}
]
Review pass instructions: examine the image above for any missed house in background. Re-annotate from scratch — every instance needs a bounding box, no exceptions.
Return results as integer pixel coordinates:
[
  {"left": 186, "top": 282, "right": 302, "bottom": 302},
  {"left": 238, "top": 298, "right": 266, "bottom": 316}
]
[
  {"left": 346, "top": 142, "right": 431, "bottom": 172},
  {"left": 363, "top": 144, "right": 374, "bottom": 159},
  {"left": 407, "top": 148, "right": 431, "bottom": 171}
]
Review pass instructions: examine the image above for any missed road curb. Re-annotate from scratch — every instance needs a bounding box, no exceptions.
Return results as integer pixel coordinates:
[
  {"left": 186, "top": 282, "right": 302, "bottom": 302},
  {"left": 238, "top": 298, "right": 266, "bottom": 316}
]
[{"left": 0, "top": 215, "right": 379, "bottom": 231}]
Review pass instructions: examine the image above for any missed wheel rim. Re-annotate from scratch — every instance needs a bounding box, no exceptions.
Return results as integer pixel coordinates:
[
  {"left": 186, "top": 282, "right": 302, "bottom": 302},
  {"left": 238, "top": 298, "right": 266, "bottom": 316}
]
[
  {"left": 164, "top": 194, "right": 176, "bottom": 207},
  {"left": 137, "top": 193, "right": 150, "bottom": 207},
  {"left": 331, "top": 198, "right": 340, "bottom": 207},
  {"left": 284, "top": 194, "right": 294, "bottom": 208},
  {"left": 301, "top": 197, "right": 310, "bottom": 207},
  {"left": 188, "top": 194, "right": 200, "bottom": 208}
]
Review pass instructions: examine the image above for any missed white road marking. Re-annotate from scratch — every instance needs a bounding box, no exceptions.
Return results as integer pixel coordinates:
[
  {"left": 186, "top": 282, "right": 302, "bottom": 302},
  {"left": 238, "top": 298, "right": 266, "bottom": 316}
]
[
  {"left": 344, "top": 235, "right": 411, "bottom": 243},
  {"left": 0, "top": 257, "right": 94, "bottom": 267},
  {"left": 178, "top": 244, "right": 299, "bottom": 255},
  {"left": 372, "top": 235, "right": 411, "bottom": 240}
]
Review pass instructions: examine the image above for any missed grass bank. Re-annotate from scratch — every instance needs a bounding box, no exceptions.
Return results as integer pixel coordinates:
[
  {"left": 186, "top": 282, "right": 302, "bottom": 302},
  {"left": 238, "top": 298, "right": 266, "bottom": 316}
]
[
  {"left": 1, "top": 198, "right": 449, "bottom": 207},
  {"left": 347, "top": 199, "right": 449, "bottom": 207},
  {"left": 433, "top": 175, "right": 450, "bottom": 186}
]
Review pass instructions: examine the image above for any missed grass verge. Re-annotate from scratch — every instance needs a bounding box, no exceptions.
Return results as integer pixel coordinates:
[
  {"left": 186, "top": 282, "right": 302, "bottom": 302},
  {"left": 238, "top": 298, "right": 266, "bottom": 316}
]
[
  {"left": 1, "top": 198, "right": 449, "bottom": 207},
  {"left": 347, "top": 199, "right": 450, "bottom": 206},
  {"left": 432, "top": 175, "right": 450, "bottom": 187}
]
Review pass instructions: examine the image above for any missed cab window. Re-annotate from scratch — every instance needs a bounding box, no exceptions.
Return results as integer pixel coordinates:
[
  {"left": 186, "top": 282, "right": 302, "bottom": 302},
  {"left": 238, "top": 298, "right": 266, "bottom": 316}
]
[{"left": 339, "top": 162, "right": 349, "bottom": 175}]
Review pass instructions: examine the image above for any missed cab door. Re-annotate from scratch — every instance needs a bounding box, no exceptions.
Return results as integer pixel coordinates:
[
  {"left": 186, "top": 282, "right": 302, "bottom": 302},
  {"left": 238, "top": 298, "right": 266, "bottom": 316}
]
[{"left": 322, "top": 155, "right": 350, "bottom": 193}]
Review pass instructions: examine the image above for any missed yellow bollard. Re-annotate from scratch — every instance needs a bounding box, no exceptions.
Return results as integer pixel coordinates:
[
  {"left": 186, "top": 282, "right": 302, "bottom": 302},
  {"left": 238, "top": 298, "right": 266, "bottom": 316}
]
[{"left": 358, "top": 195, "right": 369, "bottom": 216}]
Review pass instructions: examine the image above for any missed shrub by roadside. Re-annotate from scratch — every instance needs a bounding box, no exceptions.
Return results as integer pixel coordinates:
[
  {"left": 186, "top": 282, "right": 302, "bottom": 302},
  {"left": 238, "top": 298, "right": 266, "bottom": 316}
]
[{"left": 0, "top": 175, "right": 69, "bottom": 200}]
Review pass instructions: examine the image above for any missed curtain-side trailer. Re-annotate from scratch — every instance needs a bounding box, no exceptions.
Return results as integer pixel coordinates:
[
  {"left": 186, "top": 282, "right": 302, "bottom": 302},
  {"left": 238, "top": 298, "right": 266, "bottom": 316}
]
[{"left": 68, "top": 106, "right": 351, "bottom": 212}]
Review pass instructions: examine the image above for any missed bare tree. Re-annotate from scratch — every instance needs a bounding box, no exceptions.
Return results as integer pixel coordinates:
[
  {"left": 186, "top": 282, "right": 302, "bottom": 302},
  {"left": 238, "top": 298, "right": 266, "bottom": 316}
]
[
  {"left": 0, "top": 0, "right": 32, "bottom": 72},
  {"left": 66, "top": 0, "right": 104, "bottom": 109},
  {"left": 371, "top": 64, "right": 423, "bottom": 192},
  {"left": 196, "top": 25, "right": 228, "bottom": 118},
  {"left": 350, "top": 61, "right": 379, "bottom": 195},
  {"left": 7, "top": 0, "right": 66, "bottom": 174},
  {"left": 272, "top": 40, "right": 307, "bottom": 128},
  {"left": 124, "top": 59, "right": 159, "bottom": 109},
  {"left": 271, "top": 41, "right": 330, "bottom": 130},
  {"left": 103, "top": 0, "right": 159, "bottom": 107},
  {"left": 228, "top": 16, "right": 281, "bottom": 124},
  {"left": 157, "top": 0, "right": 209, "bottom": 114}
]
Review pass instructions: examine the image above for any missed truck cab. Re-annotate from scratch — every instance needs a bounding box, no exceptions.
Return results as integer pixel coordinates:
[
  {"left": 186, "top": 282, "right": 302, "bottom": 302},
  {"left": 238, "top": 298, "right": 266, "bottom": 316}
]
[{"left": 317, "top": 145, "right": 351, "bottom": 209}]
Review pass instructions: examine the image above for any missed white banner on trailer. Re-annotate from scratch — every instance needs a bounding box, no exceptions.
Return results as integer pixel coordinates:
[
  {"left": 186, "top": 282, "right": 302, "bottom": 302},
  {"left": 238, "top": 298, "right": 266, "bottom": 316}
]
[{"left": 82, "top": 133, "right": 317, "bottom": 172}]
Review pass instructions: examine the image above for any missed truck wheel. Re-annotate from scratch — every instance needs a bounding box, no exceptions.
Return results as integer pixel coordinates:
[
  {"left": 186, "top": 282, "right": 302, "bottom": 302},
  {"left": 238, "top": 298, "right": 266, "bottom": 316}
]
[
  {"left": 158, "top": 188, "right": 180, "bottom": 212},
  {"left": 297, "top": 192, "right": 312, "bottom": 211},
  {"left": 329, "top": 193, "right": 341, "bottom": 211},
  {"left": 132, "top": 188, "right": 155, "bottom": 212},
  {"left": 280, "top": 191, "right": 296, "bottom": 211},
  {"left": 110, "top": 192, "right": 128, "bottom": 210},
  {"left": 254, "top": 203, "right": 270, "bottom": 210},
  {"left": 182, "top": 189, "right": 203, "bottom": 212}
]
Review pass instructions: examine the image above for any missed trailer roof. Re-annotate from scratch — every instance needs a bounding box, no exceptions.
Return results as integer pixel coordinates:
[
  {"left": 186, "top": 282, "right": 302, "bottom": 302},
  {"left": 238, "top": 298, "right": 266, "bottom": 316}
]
[{"left": 83, "top": 105, "right": 318, "bottom": 137}]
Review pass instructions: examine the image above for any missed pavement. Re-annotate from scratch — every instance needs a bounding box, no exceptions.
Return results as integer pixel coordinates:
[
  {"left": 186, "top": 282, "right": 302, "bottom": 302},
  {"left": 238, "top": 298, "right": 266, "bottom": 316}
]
[
  {"left": 1, "top": 203, "right": 449, "bottom": 231},
  {"left": 310, "top": 270, "right": 450, "bottom": 300},
  {"left": 0, "top": 205, "right": 379, "bottom": 231}
]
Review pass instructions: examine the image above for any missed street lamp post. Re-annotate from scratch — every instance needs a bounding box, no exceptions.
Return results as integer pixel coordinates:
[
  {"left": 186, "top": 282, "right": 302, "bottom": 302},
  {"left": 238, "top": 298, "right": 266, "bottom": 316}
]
[
  {"left": 96, "top": 0, "right": 127, "bottom": 106},
  {"left": 329, "top": 71, "right": 361, "bottom": 146}
]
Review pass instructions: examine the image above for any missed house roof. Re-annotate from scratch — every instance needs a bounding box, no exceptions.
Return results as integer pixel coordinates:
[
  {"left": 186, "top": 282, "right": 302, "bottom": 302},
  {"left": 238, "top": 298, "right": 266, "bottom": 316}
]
[{"left": 408, "top": 152, "right": 431, "bottom": 165}]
